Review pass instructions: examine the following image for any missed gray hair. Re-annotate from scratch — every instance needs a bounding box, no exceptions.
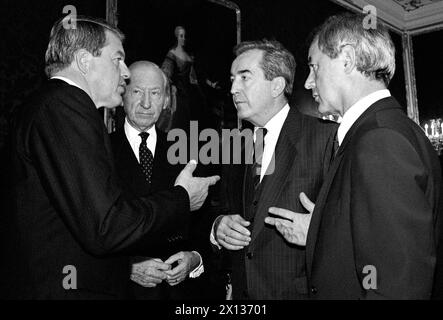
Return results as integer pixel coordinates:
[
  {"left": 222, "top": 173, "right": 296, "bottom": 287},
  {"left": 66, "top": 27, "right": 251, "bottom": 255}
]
[
  {"left": 234, "top": 39, "right": 296, "bottom": 99},
  {"left": 45, "top": 16, "right": 125, "bottom": 77},
  {"left": 312, "top": 12, "right": 395, "bottom": 86}
]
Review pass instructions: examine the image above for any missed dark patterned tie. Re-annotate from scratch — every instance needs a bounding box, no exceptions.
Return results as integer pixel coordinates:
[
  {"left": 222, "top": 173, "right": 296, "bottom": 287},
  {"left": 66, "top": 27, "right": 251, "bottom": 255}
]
[
  {"left": 139, "top": 132, "right": 154, "bottom": 184},
  {"left": 251, "top": 128, "right": 267, "bottom": 190}
]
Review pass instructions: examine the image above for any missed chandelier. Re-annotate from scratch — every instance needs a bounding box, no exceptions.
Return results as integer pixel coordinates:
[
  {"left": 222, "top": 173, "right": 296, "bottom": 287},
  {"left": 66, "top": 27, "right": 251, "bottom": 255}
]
[{"left": 422, "top": 118, "right": 443, "bottom": 155}]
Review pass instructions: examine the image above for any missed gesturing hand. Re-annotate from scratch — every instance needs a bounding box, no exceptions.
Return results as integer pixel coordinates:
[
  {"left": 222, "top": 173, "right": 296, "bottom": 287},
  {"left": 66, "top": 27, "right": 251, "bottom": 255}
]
[
  {"left": 264, "top": 192, "right": 315, "bottom": 246},
  {"left": 175, "top": 160, "right": 220, "bottom": 211}
]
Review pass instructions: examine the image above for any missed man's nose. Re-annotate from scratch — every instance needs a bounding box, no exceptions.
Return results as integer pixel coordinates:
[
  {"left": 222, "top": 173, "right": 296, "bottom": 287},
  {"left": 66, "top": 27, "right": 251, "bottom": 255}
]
[
  {"left": 230, "top": 78, "right": 239, "bottom": 95},
  {"left": 140, "top": 92, "right": 151, "bottom": 109},
  {"left": 304, "top": 71, "right": 315, "bottom": 90},
  {"left": 120, "top": 61, "right": 130, "bottom": 80}
]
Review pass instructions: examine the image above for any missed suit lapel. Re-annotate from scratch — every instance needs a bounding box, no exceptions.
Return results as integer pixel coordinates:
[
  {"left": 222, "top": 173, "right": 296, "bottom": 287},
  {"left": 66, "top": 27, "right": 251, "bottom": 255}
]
[
  {"left": 150, "top": 130, "right": 182, "bottom": 192},
  {"left": 250, "top": 107, "right": 301, "bottom": 244},
  {"left": 113, "top": 129, "right": 152, "bottom": 195}
]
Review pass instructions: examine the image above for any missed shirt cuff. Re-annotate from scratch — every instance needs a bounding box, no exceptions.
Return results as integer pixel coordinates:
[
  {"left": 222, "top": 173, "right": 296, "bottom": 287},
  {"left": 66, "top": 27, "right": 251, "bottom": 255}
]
[
  {"left": 209, "top": 216, "right": 223, "bottom": 249},
  {"left": 189, "top": 251, "right": 204, "bottom": 278}
]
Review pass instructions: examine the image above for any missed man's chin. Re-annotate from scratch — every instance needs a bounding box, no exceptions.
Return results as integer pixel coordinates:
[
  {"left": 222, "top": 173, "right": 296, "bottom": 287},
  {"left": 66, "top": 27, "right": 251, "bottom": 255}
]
[
  {"left": 102, "top": 96, "right": 123, "bottom": 109},
  {"left": 317, "top": 104, "right": 330, "bottom": 115}
]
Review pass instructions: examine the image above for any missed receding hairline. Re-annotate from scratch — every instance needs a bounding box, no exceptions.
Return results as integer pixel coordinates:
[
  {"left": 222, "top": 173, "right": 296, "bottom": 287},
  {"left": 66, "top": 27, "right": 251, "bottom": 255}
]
[{"left": 128, "top": 61, "right": 168, "bottom": 87}]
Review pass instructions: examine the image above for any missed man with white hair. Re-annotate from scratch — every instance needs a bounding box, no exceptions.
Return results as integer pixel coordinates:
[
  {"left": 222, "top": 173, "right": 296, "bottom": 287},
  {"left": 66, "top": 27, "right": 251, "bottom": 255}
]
[
  {"left": 111, "top": 61, "right": 209, "bottom": 299},
  {"left": 265, "top": 12, "right": 442, "bottom": 299}
]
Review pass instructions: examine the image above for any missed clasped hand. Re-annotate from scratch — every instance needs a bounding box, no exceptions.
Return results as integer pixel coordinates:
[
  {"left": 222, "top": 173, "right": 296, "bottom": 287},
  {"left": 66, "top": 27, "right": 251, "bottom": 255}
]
[{"left": 130, "top": 251, "right": 200, "bottom": 287}]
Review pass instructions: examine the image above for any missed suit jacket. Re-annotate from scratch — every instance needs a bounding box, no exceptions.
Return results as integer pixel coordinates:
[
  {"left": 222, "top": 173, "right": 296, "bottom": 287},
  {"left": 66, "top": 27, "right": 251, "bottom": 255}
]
[
  {"left": 306, "top": 96, "right": 442, "bottom": 299},
  {"left": 220, "top": 106, "right": 336, "bottom": 299},
  {"left": 0, "top": 79, "right": 190, "bottom": 299}
]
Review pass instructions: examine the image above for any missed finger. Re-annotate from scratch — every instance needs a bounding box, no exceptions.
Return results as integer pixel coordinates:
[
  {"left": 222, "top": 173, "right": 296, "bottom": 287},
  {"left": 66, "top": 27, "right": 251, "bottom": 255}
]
[
  {"left": 164, "top": 253, "right": 181, "bottom": 265},
  {"left": 134, "top": 261, "right": 170, "bottom": 273},
  {"left": 264, "top": 216, "right": 276, "bottom": 225},
  {"left": 149, "top": 260, "right": 172, "bottom": 271},
  {"left": 141, "top": 268, "right": 169, "bottom": 280},
  {"left": 268, "top": 207, "right": 296, "bottom": 220},
  {"left": 226, "top": 222, "right": 251, "bottom": 239},
  {"left": 182, "top": 159, "right": 198, "bottom": 176},
  {"left": 165, "top": 263, "right": 185, "bottom": 277},
  {"left": 217, "top": 226, "right": 250, "bottom": 244},
  {"left": 218, "top": 238, "right": 247, "bottom": 250},
  {"left": 130, "top": 274, "right": 162, "bottom": 286},
  {"left": 299, "top": 192, "right": 315, "bottom": 213},
  {"left": 231, "top": 215, "right": 251, "bottom": 228},
  {"left": 168, "top": 279, "right": 182, "bottom": 287},
  {"left": 204, "top": 175, "right": 220, "bottom": 186}
]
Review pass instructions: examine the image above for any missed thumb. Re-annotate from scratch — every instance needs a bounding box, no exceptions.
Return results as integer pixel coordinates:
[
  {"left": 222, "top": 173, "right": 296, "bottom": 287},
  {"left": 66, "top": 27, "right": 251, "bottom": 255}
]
[
  {"left": 182, "top": 159, "right": 198, "bottom": 176},
  {"left": 164, "top": 253, "right": 180, "bottom": 265},
  {"left": 299, "top": 192, "right": 315, "bottom": 213},
  {"left": 204, "top": 175, "right": 220, "bottom": 186}
]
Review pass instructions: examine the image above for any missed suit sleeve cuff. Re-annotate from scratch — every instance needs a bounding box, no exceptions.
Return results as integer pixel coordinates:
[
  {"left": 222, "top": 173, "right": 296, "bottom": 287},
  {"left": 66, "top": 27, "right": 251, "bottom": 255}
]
[{"left": 173, "top": 185, "right": 190, "bottom": 211}]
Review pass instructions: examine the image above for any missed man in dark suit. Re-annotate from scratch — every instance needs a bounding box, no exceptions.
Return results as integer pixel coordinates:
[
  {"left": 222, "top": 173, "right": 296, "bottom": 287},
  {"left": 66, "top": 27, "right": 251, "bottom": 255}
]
[
  {"left": 211, "top": 40, "right": 336, "bottom": 299},
  {"left": 110, "top": 61, "right": 210, "bottom": 299},
  {"left": 0, "top": 16, "right": 218, "bottom": 299},
  {"left": 266, "top": 13, "right": 442, "bottom": 299}
]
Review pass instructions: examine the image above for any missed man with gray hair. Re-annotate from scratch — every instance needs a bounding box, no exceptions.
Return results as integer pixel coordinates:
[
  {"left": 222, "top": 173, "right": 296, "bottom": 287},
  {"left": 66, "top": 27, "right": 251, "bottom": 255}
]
[
  {"left": 1, "top": 16, "right": 218, "bottom": 299},
  {"left": 265, "top": 12, "right": 442, "bottom": 299}
]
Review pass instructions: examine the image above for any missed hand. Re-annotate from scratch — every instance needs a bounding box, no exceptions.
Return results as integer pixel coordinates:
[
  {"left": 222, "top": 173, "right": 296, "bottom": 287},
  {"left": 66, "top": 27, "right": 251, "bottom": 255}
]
[
  {"left": 164, "top": 251, "right": 200, "bottom": 286},
  {"left": 264, "top": 192, "right": 315, "bottom": 246},
  {"left": 175, "top": 160, "right": 220, "bottom": 211},
  {"left": 130, "top": 258, "right": 171, "bottom": 288},
  {"left": 215, "top": 214, "right": 251, "bottom": 250}
]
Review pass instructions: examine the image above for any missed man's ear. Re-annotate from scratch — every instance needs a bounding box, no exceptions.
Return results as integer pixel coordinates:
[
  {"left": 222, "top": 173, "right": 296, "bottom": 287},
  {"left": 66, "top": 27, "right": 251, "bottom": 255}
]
[
  {"left": 163, "top": 91, "right": 170, "bottom": 110},
  {"left": 340, "top": 44, "right": 356, "bottom": 74},
  {"left": 74, "top": 49, "right": 92, "bottom": 75},
  {"left": 271, "top": 76, "right": 286, "bottom": 98}
]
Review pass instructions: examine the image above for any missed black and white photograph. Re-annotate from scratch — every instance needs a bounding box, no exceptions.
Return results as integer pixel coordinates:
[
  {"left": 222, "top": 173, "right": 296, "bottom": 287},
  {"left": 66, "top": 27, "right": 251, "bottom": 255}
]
[{"left": 1, "top": 0, "right": 443, "bottom": 310}]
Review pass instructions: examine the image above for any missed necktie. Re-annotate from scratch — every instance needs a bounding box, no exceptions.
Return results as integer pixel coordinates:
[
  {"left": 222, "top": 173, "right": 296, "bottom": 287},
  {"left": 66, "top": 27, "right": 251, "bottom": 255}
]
[
  {"left": 330, "top": 130, "right": 339, "bottom": 167},
  {"left": 251, "top": 128, "right": 267, "bottom": 190},
  {"left": 139, "top": 132, "right": 154, "bottom": 184}
]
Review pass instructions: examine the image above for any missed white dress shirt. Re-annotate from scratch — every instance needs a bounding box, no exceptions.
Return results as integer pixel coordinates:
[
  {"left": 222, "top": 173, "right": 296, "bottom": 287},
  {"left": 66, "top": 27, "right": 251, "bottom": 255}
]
[
  {"left": 124, "top": 118, "right": 157, "bottom": 162},
  {"left": 255, "top": 103, "right": 290, "bottom": 182},
  {"left": 337, "top": 89, "right": 391, "bottom": 146}
]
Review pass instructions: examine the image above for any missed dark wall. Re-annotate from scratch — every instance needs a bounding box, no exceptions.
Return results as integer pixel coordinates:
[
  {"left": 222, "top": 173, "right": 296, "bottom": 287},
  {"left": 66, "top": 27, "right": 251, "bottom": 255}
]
[
  {"left": 0, "top": 0, "right": 415, "bottom": 150},
  {"left": 0, "top": 0, "right": 106, "bottom": 150}
]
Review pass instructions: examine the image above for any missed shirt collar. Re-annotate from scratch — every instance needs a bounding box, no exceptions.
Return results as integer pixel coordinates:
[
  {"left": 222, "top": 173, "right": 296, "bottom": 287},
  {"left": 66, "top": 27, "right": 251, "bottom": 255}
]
[
  {"left": 50, "top": 76, "right": 84, "bottom": 91},
  {"left": 337, "top": 89, "right": 391, "bottom": 145},
  {"left": 124, "top": 118, "right": 157, "bottom": 156},
  {"left": 254, "top": 103, "right": 290, "bottom": 141}
]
